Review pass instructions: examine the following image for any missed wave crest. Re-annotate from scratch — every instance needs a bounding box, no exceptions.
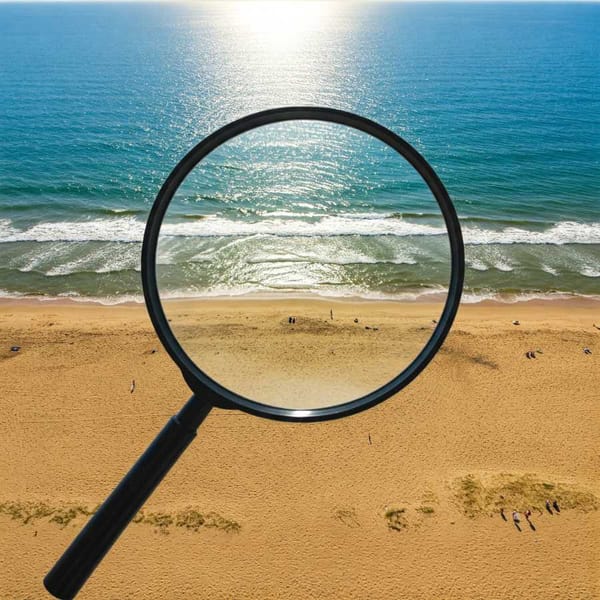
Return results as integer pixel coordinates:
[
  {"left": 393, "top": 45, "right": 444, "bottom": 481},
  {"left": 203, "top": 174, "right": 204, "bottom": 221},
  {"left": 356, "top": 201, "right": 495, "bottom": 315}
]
[{"left": 1, "top": 215, "right": 599, "bottom": 245}]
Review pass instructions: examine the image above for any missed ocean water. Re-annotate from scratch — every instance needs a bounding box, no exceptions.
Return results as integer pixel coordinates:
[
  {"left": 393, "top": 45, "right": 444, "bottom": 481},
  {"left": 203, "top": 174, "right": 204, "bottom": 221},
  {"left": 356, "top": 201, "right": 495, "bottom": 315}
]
[{"left": 0, "top": 1, "right": 599, "bottom": 303}]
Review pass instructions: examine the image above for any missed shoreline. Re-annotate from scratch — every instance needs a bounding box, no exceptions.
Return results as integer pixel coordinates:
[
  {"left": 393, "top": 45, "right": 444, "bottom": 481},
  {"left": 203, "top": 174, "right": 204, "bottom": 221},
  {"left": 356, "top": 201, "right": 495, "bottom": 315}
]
[
  {"left": 1, "top": 290, "right": 599, "bottom": 310},
  {"left": 2, "top": 292, "right": 599, "bottom": 409}
]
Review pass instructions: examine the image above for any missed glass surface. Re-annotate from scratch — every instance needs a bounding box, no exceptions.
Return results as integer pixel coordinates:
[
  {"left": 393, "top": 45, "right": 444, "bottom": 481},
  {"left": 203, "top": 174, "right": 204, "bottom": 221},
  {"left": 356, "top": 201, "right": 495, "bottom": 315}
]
[{"left": 156, "top": 121, "right": 451, "bottom": 409}]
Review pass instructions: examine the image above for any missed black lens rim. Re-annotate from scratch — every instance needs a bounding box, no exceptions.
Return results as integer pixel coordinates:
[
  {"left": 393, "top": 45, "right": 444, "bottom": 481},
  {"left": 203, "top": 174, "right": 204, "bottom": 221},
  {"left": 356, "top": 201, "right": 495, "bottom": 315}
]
[{"left": 142, "top": 106, "right": 464, "bottom": 422}]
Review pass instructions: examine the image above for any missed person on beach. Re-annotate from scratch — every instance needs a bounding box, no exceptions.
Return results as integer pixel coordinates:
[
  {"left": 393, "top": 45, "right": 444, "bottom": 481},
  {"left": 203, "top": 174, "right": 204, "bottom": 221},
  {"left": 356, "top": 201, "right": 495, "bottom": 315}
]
[
  {"left": 552, "top": 500, "right": 561, "bottom": 512},
  {"left": 545, "top": 499, "right": 553, "bottom": 514},
  {"left": 525, "top": 510, "right": 536, "bottom": 531},
  {"left": 512, "top": 510, "right": 522, "bottom": 531}
]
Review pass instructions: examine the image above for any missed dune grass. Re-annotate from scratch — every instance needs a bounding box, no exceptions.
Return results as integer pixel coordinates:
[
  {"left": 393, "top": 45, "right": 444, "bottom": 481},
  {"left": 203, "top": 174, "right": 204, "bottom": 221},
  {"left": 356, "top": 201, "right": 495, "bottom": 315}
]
[
  {"left": 333, "top": 507, "right": 361, "bottom": 528},
  {"left": 384, "top": 506, "right": 408, "bottom": 531},
  {"left": 0, "top": 501, "right": 240, "bottom": 533},
  {"left": 454, "top": 473, "right": 598, "bottom": 517},
  {"left": 0, "top": 501, "right": 92, "bottom": 528},
  {"left": 416, "top": 505, "right": 435, "bottom": 515}
]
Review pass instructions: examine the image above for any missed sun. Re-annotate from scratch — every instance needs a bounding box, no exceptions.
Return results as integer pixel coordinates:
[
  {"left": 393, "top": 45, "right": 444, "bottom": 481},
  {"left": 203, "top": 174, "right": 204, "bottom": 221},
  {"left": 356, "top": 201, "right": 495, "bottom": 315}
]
[{"left": 226, "top": 1, "right": 335, "bottom": 49}]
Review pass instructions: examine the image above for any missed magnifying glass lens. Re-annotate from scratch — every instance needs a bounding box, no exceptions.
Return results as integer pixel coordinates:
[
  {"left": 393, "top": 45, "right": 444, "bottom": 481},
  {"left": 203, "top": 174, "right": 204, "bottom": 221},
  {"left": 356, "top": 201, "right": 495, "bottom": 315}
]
[{"left": 156, "top": 122, "right": 450, "bottom": 409}]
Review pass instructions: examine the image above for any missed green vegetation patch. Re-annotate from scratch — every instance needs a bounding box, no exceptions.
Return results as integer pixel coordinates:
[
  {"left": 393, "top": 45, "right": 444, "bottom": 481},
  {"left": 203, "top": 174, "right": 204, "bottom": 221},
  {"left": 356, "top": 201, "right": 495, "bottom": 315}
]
[
  {"left": 137, "top": 508, "right": 240, "bottom": 534},
  {"left": 416, "top": 506, "right": 435, "bottom": 515},
  {"left": 142, "top": 511, "right": 174, "bottom": 533},
  {"left": 454, "top": 473, "right": 599, "bottom": 517},
  {"left": 0, "top": 501, "right": 91, "bottom": 528},
  {"left": 0, "top": 501, "right": 240, "bottom": 533},
  {"left": 200, "top": 511, "right": 241, "bottom": 533},
  {"left": 456, "top": 474, "right": 485, "bottom": 518},
  {"left": 385, "top": 507, "right": 408, "bottom": 531}
]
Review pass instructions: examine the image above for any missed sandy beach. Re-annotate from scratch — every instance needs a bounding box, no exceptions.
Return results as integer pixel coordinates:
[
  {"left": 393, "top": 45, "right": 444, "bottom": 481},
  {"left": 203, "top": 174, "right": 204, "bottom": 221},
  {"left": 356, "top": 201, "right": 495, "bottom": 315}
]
[{"left": 1, "top": 297, "right": 599, "bottom": 599}]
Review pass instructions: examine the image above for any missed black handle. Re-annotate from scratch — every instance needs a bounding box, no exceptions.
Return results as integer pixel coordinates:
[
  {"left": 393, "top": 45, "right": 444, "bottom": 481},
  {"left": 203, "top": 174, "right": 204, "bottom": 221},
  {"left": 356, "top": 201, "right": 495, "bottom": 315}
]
[{"left": 44, "top": 395, "right": 211, "bottom": 600}]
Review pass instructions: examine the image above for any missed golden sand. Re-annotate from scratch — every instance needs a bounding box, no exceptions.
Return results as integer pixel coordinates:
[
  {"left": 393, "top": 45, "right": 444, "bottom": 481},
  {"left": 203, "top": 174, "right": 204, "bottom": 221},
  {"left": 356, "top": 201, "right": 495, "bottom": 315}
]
[{"left": 1, "top": 298, "right": 599, "bottom": 599}]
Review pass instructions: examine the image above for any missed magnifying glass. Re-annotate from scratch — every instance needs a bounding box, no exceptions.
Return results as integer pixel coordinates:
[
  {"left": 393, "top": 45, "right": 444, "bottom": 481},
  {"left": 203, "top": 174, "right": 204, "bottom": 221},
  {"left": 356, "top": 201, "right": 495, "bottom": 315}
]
[{"left": 44, "top": 107, "right": 464, "bottom": 599}]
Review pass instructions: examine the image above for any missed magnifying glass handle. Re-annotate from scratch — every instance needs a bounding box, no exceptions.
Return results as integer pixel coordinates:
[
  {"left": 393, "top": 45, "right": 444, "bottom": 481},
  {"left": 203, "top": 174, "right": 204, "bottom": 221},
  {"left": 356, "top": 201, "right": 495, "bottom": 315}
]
[{"left": 43, "top": 395, "right": 212, "bottom": 600}]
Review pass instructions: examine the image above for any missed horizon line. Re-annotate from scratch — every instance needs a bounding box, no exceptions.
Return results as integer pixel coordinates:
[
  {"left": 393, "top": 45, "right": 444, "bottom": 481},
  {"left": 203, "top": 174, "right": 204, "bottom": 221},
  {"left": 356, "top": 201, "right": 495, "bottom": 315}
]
[{"left": 2, "top": 0, "right": 600, "bottom": 4}]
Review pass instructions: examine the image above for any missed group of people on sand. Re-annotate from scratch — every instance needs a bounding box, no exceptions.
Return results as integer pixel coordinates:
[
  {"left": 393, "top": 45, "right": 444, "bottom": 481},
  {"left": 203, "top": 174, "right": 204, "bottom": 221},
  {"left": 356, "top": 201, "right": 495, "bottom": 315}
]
[
  {"left": 517, "top": 320, "right": 597, "bottom": 358},
  {"left": 500, "top": 498, "right": 560, "bottom": 531},
  {"left": 525, "top": 347, "right": 593, "bottom": 359}
]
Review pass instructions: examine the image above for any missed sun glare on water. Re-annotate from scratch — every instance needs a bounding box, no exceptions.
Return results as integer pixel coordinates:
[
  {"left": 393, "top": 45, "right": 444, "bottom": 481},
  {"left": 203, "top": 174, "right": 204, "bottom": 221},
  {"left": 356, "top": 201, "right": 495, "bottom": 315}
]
[{"left": 226, "top": 1, "right": 335, "bottom": 49}]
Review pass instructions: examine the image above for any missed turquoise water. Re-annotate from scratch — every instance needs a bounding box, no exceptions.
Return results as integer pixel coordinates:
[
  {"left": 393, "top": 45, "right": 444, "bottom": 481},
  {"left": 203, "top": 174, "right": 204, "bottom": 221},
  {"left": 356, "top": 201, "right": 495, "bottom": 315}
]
[{"left": 0, "top": 2, "right": 599, "bottom": 302}]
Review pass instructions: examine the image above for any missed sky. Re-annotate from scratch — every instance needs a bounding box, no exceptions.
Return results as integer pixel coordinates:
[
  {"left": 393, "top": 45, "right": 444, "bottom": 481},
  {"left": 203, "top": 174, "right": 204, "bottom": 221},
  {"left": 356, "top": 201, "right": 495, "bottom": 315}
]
[{"left": 1, "top": 0, "right": 598, "bottom": 4}]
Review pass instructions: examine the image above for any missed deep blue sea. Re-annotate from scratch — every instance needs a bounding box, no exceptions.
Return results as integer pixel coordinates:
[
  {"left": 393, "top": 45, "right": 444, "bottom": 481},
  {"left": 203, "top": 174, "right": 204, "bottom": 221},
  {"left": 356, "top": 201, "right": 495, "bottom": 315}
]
[{"left": 1, "top": 2, "right": 599, "bottom": 303}]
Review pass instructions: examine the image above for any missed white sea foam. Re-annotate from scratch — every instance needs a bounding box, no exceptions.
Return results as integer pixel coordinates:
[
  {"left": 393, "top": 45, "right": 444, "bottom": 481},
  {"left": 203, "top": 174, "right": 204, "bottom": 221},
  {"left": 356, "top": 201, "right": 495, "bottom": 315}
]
[
  {"left": 1, "top": 215, "right": 600, "bottom": 244},
  {"left": 45, "top": 246, "right": 139, "bottom": 276},
  {"left": 467, "top": 259, "right": 489, "bottom": 271},
  {"left": 463, "top": 222, "right": 600, "bottom": 245},
  {"left": 541, "top": 264, "right": 559, "bottom": 276},
  {"left": 580, "top": 266, "right": 600, "bottom": 278},
  {"left": 493, "top": 260, "right": 514, "bottom": 272},
  {"left": 0, "top": 217, "right": 144, "bottom": 243},
  {"left": 162, "top": 215, "right": 445, "bottom": 238},
  {"left": 244, "top": 252, "right": 417, "bottom": 266},
  {"left": 2, "top": 286, "right": 597, "bottom": 306}
]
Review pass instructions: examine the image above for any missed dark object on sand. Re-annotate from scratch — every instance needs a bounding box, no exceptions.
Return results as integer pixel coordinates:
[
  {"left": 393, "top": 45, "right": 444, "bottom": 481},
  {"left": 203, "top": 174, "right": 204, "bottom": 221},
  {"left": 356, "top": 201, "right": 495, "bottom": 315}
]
[
  {"left": 545, "top": 499, "right": 553, "bottom": 514},
  {"left": 552, "top": 500, "right": 560, "bottom": 513},
  {"left": 512, "top": 510, "right": 521, "bottom": 531},
  {"left": 10, "top": 346, "right": 21, "bottom": 352},
  {"left": 525, "top": 351, "right": 536, "bottom": 359},
  {"left": 500, "top": 508, "right": 507, "bottom": 521},
  {"left": 524, "top": 509, "right": 535, "bottom": 530},
  {"left": 44, "top": 107, "right": 465, "bottom": 600},
  {"left": 354, "top": 318, "right": 359, "bottom": 323},
  {"left": 593, "top": 324, "right": 600, "bottom": 331},
  {"left": 512, "top": 320, "right": 520, "bottom": 326},
  {"left": 583, "top": 347, "right": 592, "bottom": 355}
]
